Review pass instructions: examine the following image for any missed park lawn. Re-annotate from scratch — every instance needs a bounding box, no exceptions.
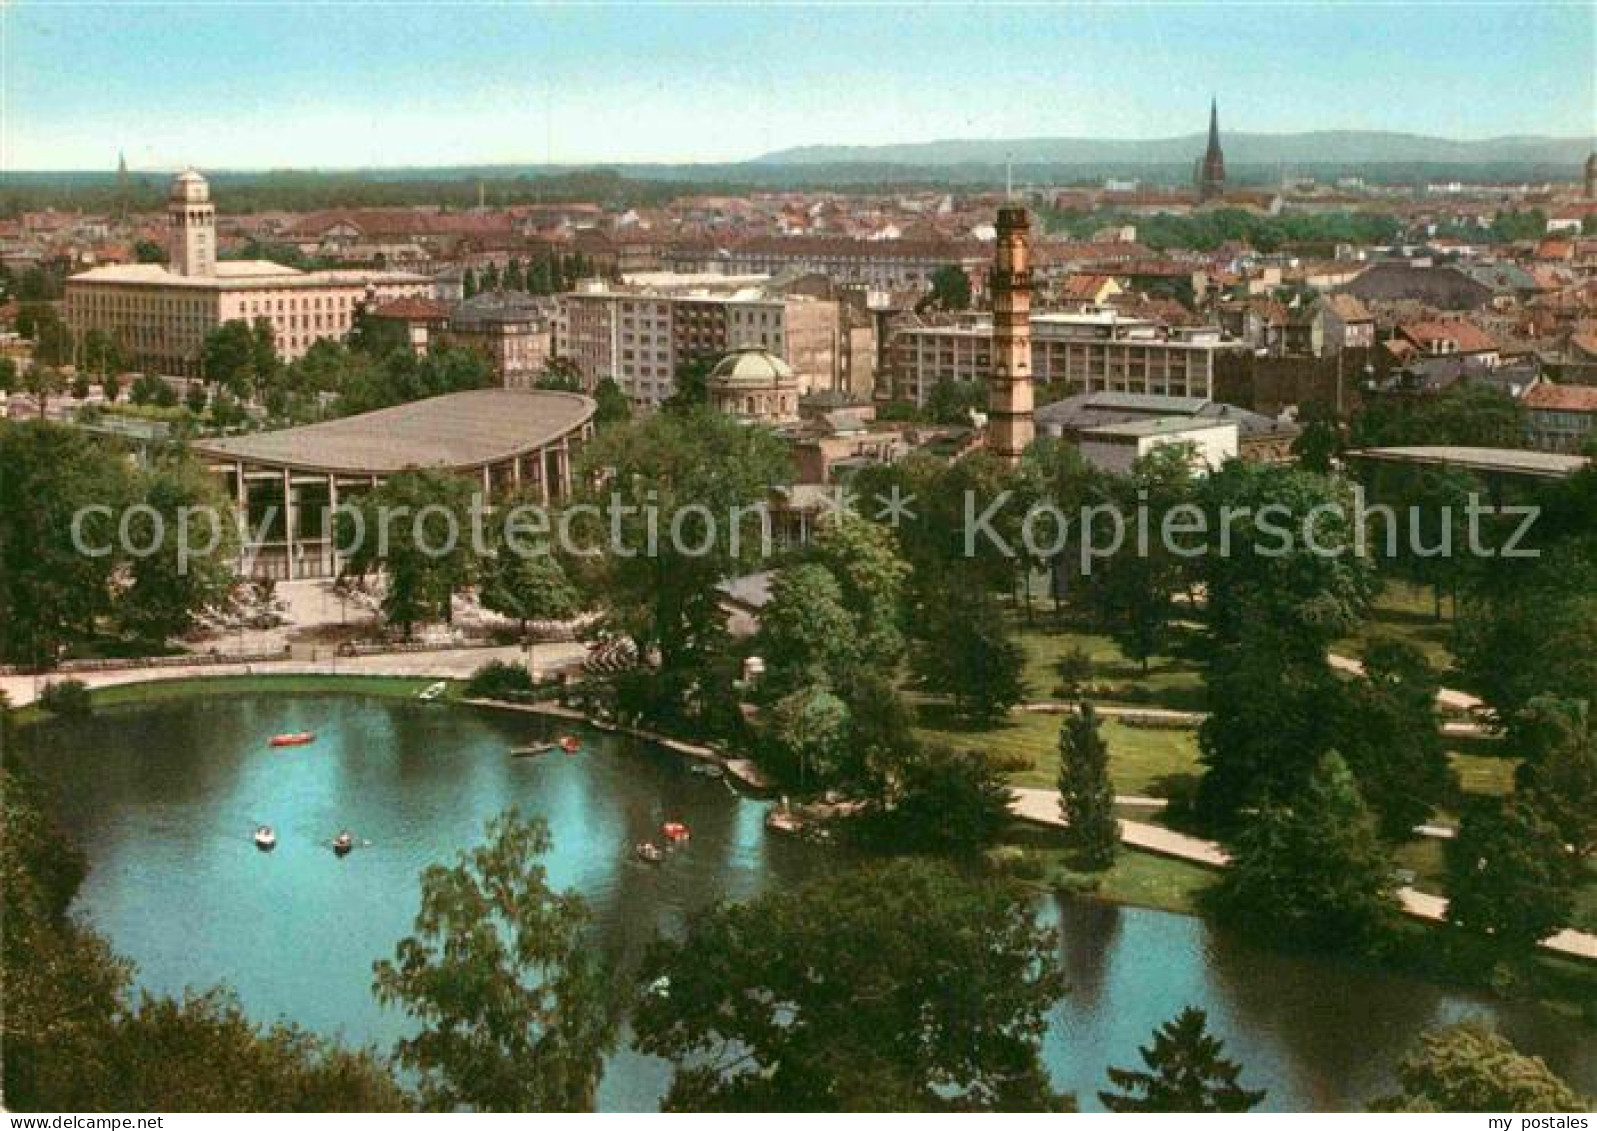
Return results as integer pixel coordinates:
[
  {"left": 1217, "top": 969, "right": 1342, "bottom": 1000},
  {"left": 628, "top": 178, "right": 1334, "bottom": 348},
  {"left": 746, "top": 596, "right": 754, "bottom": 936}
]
[
  {"left": 1093, "top": 848, "right": 1218, "bottom": 914},
  {"left": 1011, "top": 619, "right": 1206, "bottom": 712},
  {"left": 1005, "top": 833, "right": 1218, "bottom": 916},
  {"left": 1337, "top": 578, "right": 1458, "bottom": 674},
  {"left": 914, "top": 703, "right": 1201, "bottom": 796},
  {"left": 1447, "top": 746, "right": 1520, "bottom": 797}
]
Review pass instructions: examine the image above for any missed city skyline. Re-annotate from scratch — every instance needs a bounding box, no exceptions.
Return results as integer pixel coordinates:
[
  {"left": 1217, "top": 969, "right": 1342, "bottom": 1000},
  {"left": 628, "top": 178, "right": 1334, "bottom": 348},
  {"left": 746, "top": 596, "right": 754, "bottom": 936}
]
[{"left": 5, "top": 2, "right": 1594, "bottom": 171}]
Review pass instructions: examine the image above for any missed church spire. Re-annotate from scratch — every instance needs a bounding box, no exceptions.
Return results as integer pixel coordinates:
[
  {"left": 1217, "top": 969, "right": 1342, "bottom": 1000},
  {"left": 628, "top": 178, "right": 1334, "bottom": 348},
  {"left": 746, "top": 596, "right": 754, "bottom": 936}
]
[{"left": 1197, "top": 96, "right": 1227, "bottom": 201}]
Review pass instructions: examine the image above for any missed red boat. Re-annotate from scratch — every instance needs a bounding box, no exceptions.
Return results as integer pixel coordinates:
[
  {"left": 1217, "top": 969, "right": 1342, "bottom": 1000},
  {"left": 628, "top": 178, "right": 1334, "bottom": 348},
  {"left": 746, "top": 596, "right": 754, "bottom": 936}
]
[
  {"left": 268, "top": 732, "right": 316, "bottom": 748},
  {"left": 662, "top": 821, "right": 691, "bottom": 843},
  {"left": 559, "top": 735, "right": 581, "bottom": 755}
]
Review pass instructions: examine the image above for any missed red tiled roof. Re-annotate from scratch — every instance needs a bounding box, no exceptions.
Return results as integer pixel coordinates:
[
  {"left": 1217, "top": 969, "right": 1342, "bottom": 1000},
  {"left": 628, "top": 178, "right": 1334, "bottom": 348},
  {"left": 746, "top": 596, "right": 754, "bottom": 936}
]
[
  {"left": 370, "top": 297, "right": 449, "bottom": 321},
  {"left": 1523, "top": 382, "right": 1597, "bottom": 412},
  {"left": 1398, "top": 320, "right": 1498, "bottom": 354}
]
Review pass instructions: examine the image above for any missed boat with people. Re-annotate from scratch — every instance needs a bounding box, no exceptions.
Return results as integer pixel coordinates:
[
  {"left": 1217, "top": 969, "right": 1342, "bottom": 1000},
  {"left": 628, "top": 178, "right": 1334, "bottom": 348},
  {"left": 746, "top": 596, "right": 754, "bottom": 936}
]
[
  {"left": 510, "top": 741, "right": 557, "bottom": 758},
  {"left": 268, "top": 732, "right": 315, "bottom": 748},
  {"left": 764, "top": 808, "right": 803, "bottom": 835},
  {"left": 661, "top": 821, "right": 691, "bottom": 844},
  {"left": 634, "top": 842, "right": 664, "bottom": 864},
  {"left": 253, "top": 825, "right": 277, "bottom": 851},
  {"left": 333, "top": 831, "right": 355, "bottom": 856},
  {"left": 417, "top": 682, "right": 448, "bottom": 702},
  {"left": 558, "top": 735, "right": 582, "bottom": 755}
]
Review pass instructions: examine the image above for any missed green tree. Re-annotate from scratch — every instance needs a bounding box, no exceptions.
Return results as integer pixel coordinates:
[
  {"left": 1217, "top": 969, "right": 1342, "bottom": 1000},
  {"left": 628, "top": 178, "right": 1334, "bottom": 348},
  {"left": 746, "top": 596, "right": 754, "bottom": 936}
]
[
  {"left": 1214, "top": 752, "right": 1398, "bottom": 950},
  {"left": 115, "top": 453, "right": 239, "bottom": 643},
  {"left": 661, "top": 355, "right": 714, "bottom": 413},
  {"left": 755, "top": 562, "right": 859, "bottom": 699},
  {"left": 1373, "top": 1021, "right": 1589, "bottom": 1112},
  {"left": 372, "top": 810, "right": 615, "bottom": 1111},
  {"left": 534, "top": 355, "right": 585, "bottom": 392},
  {"left": 202, "top": 319, "right": 258, "bottom": 397},
  {"left": 632, "top": 859, "right": 1069, "bottom": 1111},
  {"left": 0, "top": 423, "right": 128, "bottom": 666},
  {"left": 1058, "top": 702, "right": 1119, "bottom": 869},
  {"left": 810, "top": 511, "right": 910, "bottom": 670},
  {"left": 576, "top": 408, "right": 791, "bottom": 728},
  {"left": 865, "top": 745, "right": 1012, "bottom": 855},
  {"left": 1196, "top": 618, "right": 1344, "bottom": 823},
  {"left": 1083, "top": 444, "right": 1196, "bottom": 670},
  {"left": 1514, "top": 696, "right": 1597, "bottom": 857},
  {"left": 338, "top": 470, "right": 478, "bottom": 639},
  {"left": 1444, "top": 796, "right": 1577, "bottom": 950},
  {"left": 21, "top": 365, "right": 65, "bottom": 417},
  {"left": 479, "top": 541, "right": 581, "bottom": 639},
  {"left": 1099, "top": 1007, "right": 1266, "bottom": 1113},
  {"left": 924, "top": 263, "right": 972, "bottom": 312},
  {"left": 765, "top": 684, "right": 851, "bottom": 789},
  {"left": 1291, "top": 400, "right": 1341, "bottom": 473},
  {"left": 0, "top": 357, "right": 16, "bottom": 393},
  {"left": 592, "top": 376, "right": 630, "bottom": 427},
  {"left": 922, "top": 377, "right": 986, "bottom": 425},
  {"left": 1334, "top": 639, "right": 1451, "bottom": 840},
  {"left": 912, "top": 586, "right": 1025, "bottom": 722}
]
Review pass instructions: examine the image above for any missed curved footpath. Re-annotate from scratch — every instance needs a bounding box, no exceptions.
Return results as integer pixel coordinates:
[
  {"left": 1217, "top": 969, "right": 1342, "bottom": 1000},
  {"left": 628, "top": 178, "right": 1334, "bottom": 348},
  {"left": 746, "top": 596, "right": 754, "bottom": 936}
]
[{"left": 6, "top": 647, "right": 1591, "bottom": 961}]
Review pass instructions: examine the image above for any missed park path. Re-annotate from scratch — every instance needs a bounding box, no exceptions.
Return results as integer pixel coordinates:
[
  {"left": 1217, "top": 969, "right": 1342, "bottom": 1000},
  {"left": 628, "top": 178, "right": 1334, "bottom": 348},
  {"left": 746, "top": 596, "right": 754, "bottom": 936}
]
[{"left": 1008, "top": 785, "right": 1597, "bottom": 962}]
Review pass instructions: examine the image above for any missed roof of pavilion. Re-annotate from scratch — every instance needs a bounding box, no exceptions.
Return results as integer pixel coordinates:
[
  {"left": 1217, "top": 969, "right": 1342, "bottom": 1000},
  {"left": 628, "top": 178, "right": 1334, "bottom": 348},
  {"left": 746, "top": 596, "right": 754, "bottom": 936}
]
[
  {"left": 194, "top": 389, "right": 595, "bottom": 475},
  {"left": 1344, "top": 446, "right": 1589, "bottom": 480}
]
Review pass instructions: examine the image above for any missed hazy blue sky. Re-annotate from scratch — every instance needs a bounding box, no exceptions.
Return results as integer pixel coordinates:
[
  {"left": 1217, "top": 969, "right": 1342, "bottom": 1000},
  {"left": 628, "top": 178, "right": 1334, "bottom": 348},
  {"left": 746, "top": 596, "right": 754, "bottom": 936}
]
[{"left": 6, "top": 2, "right": 1593, "bottom": 170}]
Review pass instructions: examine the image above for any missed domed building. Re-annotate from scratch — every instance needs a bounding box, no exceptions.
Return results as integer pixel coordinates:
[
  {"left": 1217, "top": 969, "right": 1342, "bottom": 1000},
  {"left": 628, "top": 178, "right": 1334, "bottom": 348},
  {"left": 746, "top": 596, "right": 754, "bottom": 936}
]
[{"left": 707, "top": 346, "right": 800, "bottom": 423}]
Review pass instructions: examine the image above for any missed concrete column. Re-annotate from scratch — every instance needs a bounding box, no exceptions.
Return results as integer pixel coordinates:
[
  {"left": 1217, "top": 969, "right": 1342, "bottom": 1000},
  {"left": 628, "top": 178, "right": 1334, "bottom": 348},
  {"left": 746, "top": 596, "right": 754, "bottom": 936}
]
[
  {"left": 282, "top": 467, "right": 297, "bottom": 581},
  {"left": 326, "top": 474, "right": 339, "bottom": 576}
]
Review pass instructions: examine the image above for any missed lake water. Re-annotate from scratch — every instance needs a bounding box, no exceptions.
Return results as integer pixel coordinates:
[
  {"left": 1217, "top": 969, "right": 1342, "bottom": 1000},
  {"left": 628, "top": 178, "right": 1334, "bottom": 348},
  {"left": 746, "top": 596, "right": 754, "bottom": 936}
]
[{"left": 14, "top": 694, "right": 1594, "bottom": 1111}]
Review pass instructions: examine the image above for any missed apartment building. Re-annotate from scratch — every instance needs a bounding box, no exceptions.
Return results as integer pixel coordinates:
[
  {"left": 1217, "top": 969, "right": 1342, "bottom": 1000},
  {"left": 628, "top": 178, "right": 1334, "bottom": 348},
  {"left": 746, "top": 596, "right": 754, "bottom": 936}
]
[{"left": 553, "top": 280, "right": 842, "bottom": 407}]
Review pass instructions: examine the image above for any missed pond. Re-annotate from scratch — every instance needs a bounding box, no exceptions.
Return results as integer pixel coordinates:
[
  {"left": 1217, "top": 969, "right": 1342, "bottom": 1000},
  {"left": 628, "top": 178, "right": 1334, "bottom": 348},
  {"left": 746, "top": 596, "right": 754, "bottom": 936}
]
[{"left": 15, "top": 693, "right": 1594, "bottom": 1110}]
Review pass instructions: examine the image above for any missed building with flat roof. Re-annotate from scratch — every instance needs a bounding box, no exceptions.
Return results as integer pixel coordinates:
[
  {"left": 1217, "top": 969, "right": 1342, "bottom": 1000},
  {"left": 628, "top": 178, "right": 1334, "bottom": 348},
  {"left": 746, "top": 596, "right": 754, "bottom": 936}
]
[
  {"left": 1079, "top": 416, "right": 1238, "bottom": 476},
  {"left": 64, "top": 171, "right": 432, "bottom": 376},
  {"left": 552, "top": 279, "right": 843, "bottom": 408},
  {"left": 193, "top": 388, "right": 595, "bottom": 580},
  {"left": 890, "top": 310, "right": 1240, "bottom": 406}
]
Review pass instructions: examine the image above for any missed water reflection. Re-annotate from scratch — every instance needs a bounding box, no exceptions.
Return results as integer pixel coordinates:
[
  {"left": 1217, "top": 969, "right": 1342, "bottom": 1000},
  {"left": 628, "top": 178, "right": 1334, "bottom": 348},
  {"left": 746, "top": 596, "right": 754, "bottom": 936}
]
[{"left": 15, "top": 695, "right": 1593, "bottom": 1112}]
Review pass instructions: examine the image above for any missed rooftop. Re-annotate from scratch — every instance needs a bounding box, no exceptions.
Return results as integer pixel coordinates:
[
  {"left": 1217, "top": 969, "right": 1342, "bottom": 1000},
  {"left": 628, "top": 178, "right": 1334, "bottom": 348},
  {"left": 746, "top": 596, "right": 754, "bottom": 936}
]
[
  {"left": 68, "top": 260, "right": 431, "bottom": 291},
  {"left": 194, "top": 389, "right": 594, "bottom": 474},
  {"left": 1084, "top": 416, "right": 1238, "bottom": 439},
  {"left": 1346, "top": 445, "right": 1590, "bottom": 480}
]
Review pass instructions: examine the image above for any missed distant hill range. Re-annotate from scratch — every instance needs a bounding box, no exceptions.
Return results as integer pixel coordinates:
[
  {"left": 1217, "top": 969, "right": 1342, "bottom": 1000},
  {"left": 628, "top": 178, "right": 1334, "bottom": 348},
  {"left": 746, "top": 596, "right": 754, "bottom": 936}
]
[{"left": 757, "top": 130, "right": 1592, "bottom": 174}]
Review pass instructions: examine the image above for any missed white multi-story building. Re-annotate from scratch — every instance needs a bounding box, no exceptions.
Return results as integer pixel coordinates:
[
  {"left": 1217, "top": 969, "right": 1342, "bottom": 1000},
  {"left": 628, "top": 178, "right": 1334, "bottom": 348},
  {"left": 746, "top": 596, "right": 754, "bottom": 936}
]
[
  {"left": 552, "top": 279, "right": 842, "bottom": 408},
  {"left": 64, "top": 170, "right": 431, "bottom": 376},
  {"left": 890, "top": 310, "right": 1240, "bottom": 406}
]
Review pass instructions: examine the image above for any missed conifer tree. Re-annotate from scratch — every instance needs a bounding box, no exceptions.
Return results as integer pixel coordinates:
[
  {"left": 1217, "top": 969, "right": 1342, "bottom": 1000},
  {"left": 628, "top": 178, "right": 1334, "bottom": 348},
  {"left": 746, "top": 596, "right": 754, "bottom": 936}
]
[
  {"left": 1099, "top": 1007, "right": 1266, "bottom": 1113},
  {"left": 1058, "top": 702, "right": 1119, "bottom": 869}
]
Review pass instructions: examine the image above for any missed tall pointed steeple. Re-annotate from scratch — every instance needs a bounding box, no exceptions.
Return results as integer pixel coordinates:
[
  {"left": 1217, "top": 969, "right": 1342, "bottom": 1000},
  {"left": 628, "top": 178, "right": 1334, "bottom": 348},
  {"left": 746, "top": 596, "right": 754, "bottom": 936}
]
[{"left": 1197, "top": 97, "right": 1227, "bottom": 201}]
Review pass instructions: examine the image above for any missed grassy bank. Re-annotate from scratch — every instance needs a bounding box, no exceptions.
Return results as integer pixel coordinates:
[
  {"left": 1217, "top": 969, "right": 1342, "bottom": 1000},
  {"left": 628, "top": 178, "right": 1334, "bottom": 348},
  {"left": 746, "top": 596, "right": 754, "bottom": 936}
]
[{"left": 12, "top": 673, "right": 461, "bottom": 727}]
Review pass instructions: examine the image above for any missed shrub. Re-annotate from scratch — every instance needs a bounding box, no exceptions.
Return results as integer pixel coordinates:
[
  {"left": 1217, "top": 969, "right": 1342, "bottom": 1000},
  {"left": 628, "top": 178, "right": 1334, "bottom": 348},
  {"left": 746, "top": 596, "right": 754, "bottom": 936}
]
[
  {"left": 463, "top": 660, "right": 534, "bottom": 699},
  {"left": 38, "top": 680, "right": 93, "bottom": 718}
]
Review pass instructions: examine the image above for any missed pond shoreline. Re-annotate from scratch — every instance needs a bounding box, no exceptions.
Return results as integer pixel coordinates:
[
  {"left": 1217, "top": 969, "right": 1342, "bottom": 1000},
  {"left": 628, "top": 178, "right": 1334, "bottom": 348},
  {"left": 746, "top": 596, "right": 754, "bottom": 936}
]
[{"left": 14, "top": 672, "right": 1596, "bottom": 1029}]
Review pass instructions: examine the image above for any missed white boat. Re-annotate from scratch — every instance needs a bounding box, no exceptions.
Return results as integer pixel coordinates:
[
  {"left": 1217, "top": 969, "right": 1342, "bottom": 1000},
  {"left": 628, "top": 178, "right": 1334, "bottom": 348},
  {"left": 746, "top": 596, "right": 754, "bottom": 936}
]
[
  {"left": 418, "top": 682, "right": 448, "bottom": 702},
  {"left": 333, "top": 831, "right": 355, "bottom": 855},
  {"left": 254, "top": 825, "right": 277, "bottom": 851}
]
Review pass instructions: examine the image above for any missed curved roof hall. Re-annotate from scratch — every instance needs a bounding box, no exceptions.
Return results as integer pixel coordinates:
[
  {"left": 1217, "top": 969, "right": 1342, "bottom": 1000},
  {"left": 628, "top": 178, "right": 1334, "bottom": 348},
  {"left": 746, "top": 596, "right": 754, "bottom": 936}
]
[{"left": 194, "top": 389, "right": 595, "bottom": 475}]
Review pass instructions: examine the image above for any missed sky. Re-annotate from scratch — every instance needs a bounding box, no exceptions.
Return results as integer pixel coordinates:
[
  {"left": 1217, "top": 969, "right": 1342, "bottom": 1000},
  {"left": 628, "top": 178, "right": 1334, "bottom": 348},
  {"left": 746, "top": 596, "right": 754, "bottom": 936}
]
[{"left": 4, "top": 1, "right": 1594, "bottom": 171}]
